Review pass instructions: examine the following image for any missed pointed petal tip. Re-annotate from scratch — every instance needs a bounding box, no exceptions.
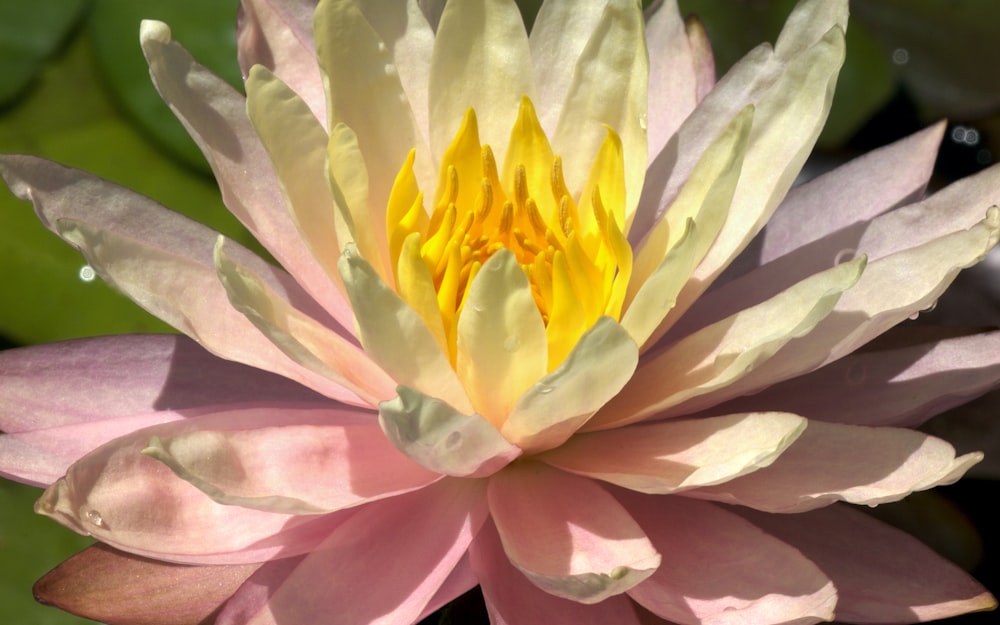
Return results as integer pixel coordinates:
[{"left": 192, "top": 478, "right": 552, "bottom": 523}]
[{"left": 139, "top": 19, "right": 171, "bottom": 45}]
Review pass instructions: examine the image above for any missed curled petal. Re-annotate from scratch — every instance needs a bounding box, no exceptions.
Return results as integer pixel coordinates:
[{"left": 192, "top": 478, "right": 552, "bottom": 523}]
[
  {"left": 541, "top": 412, "right": 806, "bottom": 494},
  {"left": 379, "top": 386, "right": 521, "bottom": 477},
  {"left": 487, "top": 462, "right": 660, "bottom": 604},
  {"left": 471, "top": 520, "right": 645, "bottom": 625},
  {"left": 688, "top": 420, "right": 982, "bottom": 512}
]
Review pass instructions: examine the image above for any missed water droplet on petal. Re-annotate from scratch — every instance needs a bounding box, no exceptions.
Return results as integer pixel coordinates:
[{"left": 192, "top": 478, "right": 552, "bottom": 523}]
[
  {"left": 908, "top": 311, "right": 920, "bottom": 321},
  {"left": 537, "top": 383, "right": 554, "bottom": 395},
  {"left": 503, "top": 335, "right": 520, "bottom": 352},
  {"left": 82, "top": 507, "right": 104, "bottom": 528},
  {"left": 376, "top": 41, "right": 387, "bottom": 53},
  {"left": 922, "top": 300, "right": 938, "bottom": 313},
  {"left": 638, "top": 114, "right": 648, "bottom": 131},
  {"left": 78, "top": 265, "right": 96, "bottom": 282},
  {"left": 834, "top": 248, "right": 857, "bottom": 265}
]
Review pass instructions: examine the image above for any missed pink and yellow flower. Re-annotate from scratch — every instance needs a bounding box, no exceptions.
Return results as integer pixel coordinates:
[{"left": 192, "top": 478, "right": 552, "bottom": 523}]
[{"left": 1, "top": 0, "right": 998, "bottom": 623}]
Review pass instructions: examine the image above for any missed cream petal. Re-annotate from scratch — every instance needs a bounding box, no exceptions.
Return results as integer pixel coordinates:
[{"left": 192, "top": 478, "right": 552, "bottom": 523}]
[
  {"left": 338, "top": 247, "right": 474, "bottom": 414},
  {"left": 738, "top": 504, "right": 997, "bottom": 623},
  {"left": 501, "top": 317, "right": 638, "bottom": 453},
  {"left": 456, "top": 250, "right": 547, "bottom": 428},
  {"left": 236, "top": 0, "right": 325, "bottom": 124},
  {"left": 470, "top": 520, "right": 645, "bottom": 625},
  {"left": 379, "top": 386, "right": 521, "bottom": 477},
  {"left": 314, "top": 0, "right": 434, "bottom": 212},
  {"left": 429, "top": 0, "right": 534, "bottom": 164},
  {"left": 214, "top": 239, "right": 395, "bottom": 406},
  {"left": 550, "top": 0, "right": 648, "bottom": 217},
  {"left": 487, "top": 462, "right": 660, "bottom": 604},
  {"left": 245, "top": 65, "right": 345, "bottom": 293},
  {"left": 242, "top": 479, "right": 488, "bottom": 625},
  {"left": 142, "top": 419, "right": 439, "bottom": 515},
  {"left": 528, "top": 0, "right": 605, "bottom": 136},
  {"left": 542, "top": 412, "right": 805, "bottom": 494},
  {"left": 595, "top": 256, "right": 864, "bottom": 429},
  {"left": 356, "top": 0, "right": 435, "bottom": 142},
  {"left": 688, "top": 420, "right": 982, "bottom": 512},
  {"left": 139, "top": 20, "right": 352, "bottom": 327},
  {"left": 621, "top": 493, "right": 837, "bottom": 625},
  {"left": 680, "top": 208, "right": 1000, "bottom": 416}
]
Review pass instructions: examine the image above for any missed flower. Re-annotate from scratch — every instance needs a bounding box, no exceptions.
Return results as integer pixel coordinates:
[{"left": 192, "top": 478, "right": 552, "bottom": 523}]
[{"left": 1, "top": 0, "right": 998, "bottom": 623}]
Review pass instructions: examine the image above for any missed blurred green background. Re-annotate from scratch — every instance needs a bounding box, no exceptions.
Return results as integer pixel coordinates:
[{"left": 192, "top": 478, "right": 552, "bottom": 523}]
[{"left": 1, "top": 1, "right": 999, "bottom": 624}]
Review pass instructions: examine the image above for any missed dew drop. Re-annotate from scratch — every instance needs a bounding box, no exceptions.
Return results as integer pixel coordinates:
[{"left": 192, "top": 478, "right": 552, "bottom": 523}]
[
  {"left": 908, "top": 311, "right": 920, "bottom": 321},
  {"left": 637, "top": 113, "right": 648, "bottom": 131},
  {"left": 78, "top": 265, "right": 96, "bottom": 282},
  {"left": 922, "top": 300, "right": 938, "bottom": 313},
  {"left": 834, "top": 248, "right": 857, "bottom": 265},
  {"left": 376, "top": 41, "right": 387, "bottom": 53},
  {"left": 82, "top": 508, "right": 104, "bottom": 528},
  {"left": 537, "top": 384, "right": 554, "bottom": 395},
  {"left": 503, "top": 335, "right": 520, "bottom": 352},
  {"left": 383, "top": 63, "right": 397, "bottom": 77}
]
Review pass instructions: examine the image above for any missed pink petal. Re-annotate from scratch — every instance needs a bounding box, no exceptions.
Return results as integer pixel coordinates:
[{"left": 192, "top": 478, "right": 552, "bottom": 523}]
[
  {"left": 0, "top": 155, "right": 363, "bottom": 404},
  {"left": 487, "top": 462, "right": 660, "bottom": 603},
  {"left": 471, "top": 520, "right": 645, "bottom": 625},
  {"left": 236, "top": 0, "right": 325, "bottom": 125},
  {"left": 143, "top": 415, "right": 440, "bottom": 514},
  {"left": 619, "top": 492, "right": 837, "bottom": 625},
  {"left": 379, "top": 386, "right": 521, "bottom": 477},
  {"left": 720, "top": 122, "right": 945, "bottom": 285},
  {"left": 239, "top": 479, "right": 487, "bottom": 625},
  {"left": 0, "top": 334, "right": 321, "bottom": 432},
  {"left": 688, "top": 420, "right": 981, "bottom": 512},
  {"left": 35, "top": 544, "right": 259, "bottom": 625},
  {"left": 416, "top": 555, "right": 478, "bottom": 622},
  {"left": 644, "top": 0, "right": 702, "bottom": 165},
  {"left": 140, "top": 21, "right": 353, "bottom": 328},
  {"left": 738, "top": 504, "right": 997, "bottom": 623},
  {"left": 35, "top": 407, "right": 371, "bottom": 565},
  {"left": 713, "top": 327, "right": 1000, "bottom": 427}
]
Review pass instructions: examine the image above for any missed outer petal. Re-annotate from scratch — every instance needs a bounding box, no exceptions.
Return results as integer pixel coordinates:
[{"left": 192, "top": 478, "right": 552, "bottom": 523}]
[
  {"left": 241, "top": 479, "right": 488, "bottom": 625},
  {"left": 429, "top": 0, "right": 534, "bottom": 163},
  {"left": 723, "top": 122, "right": 945, "bottom": 282},
  {"left": 379, "top": 386, "right": 521, "bottom": 477},
  {"left": 237, "top": 0, "right": 324, "bottom": 124},
  {"left": 688, "top": 420, "right": 981, "bottom": 512},
  {"left": 620, "top": 493, "right": 837, "bottom": 625},
  {"left": 716, "top": 328, "right": 1000, "bottom": 427},
  {"left": 34, "top": 544, "right": 258, "bottom": 625},
  {"left": 541, "top": 412, "right": 806, "bottom": 494},
  {"left": 680, "top": 208, "right": 1000, "bottom": 415},
  {"left": 35, "top": 407, "right": 368, "bottom": 565},
  {"left": 142, "top": 418, "right": 440, "bottom": 515},
  {"left": 487, "top": 462, "right": 660, "bottom": 604},
  {"left": 140, "top": 21, "right": 352, "bottom": 327},
  {"left": 644, "top": 0, "right": 703, "bottom": 164},
  {"left": 0, "top": 155, "right": 358, "bottom": 404},
  {"left": 738, "top": 504, "right": 997, "bottom": 623},
  {"left": 470, "top": 520, "right": 645, "bottom": 625}
]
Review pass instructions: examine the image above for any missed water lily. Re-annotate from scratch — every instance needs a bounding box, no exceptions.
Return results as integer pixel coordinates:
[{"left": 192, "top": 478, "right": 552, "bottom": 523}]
[{"left": 1, "top": 0, "right": 998, "bottom": 623}]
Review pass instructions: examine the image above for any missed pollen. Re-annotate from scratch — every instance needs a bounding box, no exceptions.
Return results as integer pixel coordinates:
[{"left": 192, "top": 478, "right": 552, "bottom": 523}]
[{"left": 386, "top": 97, "right": 632, "bottom": 369}]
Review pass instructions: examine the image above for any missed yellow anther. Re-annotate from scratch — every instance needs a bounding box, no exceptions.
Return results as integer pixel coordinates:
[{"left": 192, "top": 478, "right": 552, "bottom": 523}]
[
  {"left": 514, "top": 164, "right": 528, "bottom": 211},
  {"left": 499, "top": 201, "right": 515, "bottom": 234},
  {"left": 525, "top": 198, "right": 547, "bottom": 237}
]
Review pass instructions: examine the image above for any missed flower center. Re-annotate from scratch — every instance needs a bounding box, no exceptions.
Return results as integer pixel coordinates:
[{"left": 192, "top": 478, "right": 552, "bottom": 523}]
[{"left": 386, "top": 97, "right": 632, "bottom": 369}]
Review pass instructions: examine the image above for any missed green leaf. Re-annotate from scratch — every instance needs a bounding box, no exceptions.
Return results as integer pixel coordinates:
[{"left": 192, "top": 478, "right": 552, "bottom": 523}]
[
  {"left": 87, "top": 0, "right": 242, "bottom": 172},
  {"left": 0, "top": 0, "right": 89, "bottom": 106},
  {"left": 0, "top": 481, "right": 97, "bottom": 625}
]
